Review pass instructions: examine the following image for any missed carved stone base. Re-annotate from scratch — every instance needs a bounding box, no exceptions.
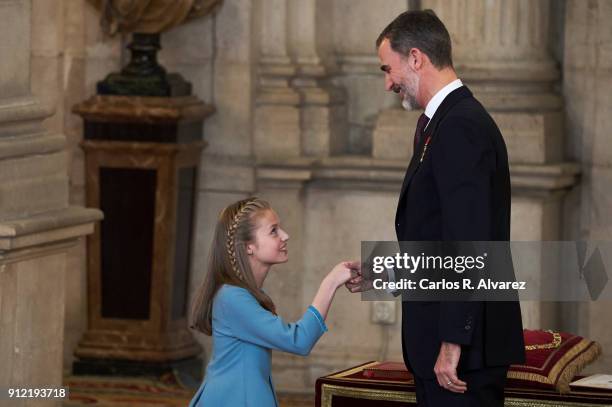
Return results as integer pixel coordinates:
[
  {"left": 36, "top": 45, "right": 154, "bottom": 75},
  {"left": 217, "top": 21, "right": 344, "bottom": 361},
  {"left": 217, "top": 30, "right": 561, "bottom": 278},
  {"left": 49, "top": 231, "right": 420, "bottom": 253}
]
[
  {"left": 74, "top": 327, "right": 202, "bottom": 362},
  {"left": 0, "top": 207, "right": 102, "bottom": 395}
]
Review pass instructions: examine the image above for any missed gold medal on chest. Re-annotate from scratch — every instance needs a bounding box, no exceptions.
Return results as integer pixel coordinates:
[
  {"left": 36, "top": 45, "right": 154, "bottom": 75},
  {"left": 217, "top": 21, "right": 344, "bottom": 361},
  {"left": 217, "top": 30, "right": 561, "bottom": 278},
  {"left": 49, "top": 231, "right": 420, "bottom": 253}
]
[{"left": 420, "top": 136, "right": 432, "bottom": 163}]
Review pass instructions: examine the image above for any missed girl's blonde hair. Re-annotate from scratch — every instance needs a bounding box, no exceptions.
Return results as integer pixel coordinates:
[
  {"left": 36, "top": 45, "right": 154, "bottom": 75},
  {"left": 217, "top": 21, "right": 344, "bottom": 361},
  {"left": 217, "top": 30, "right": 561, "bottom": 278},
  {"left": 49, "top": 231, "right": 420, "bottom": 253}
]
[{"left": 190, "top": 197, "right": 276, "bottom": 335}]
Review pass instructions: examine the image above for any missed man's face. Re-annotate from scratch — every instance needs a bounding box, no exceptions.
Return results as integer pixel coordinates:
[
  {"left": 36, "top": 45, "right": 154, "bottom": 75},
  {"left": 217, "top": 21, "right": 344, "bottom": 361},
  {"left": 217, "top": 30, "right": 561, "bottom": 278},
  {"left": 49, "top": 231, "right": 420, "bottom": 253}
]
[{"left": 378, "top": 38, "right": 420, "bottom": 110}]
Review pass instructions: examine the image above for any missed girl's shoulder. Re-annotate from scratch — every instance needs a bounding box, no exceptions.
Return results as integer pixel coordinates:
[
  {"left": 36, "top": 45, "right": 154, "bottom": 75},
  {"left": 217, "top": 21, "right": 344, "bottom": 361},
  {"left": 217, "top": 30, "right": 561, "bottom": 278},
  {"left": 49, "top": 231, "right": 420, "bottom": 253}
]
[
  {"left": 214, "top": 285, "right": 262, "bottom": 320},
  {"left": 216, "top": 284, "right": 254, "bottom": 304},
  {"left": 218, "top": 283, "right": 248, "bottom": 294}
]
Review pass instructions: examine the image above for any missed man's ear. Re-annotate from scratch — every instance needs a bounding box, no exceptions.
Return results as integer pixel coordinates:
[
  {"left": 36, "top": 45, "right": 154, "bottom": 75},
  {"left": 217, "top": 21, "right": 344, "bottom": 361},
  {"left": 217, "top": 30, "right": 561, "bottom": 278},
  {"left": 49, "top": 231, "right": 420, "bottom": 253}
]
[{"left": 410, "top": 48, "right": 425, "bottom": 71}]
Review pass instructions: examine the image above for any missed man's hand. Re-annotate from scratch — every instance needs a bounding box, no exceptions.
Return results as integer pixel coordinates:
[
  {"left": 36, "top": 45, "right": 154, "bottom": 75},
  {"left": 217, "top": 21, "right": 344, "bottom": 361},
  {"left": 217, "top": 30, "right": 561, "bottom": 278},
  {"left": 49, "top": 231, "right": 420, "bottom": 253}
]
[
  {"left": 326, "top": 261, "right": 360, "bottom": 288},
  {"left": 344, "top": 271, "right": 373, "bottom": 293},
  {"left": 434, "top": 342, "right": 467, "bottom": 393}
]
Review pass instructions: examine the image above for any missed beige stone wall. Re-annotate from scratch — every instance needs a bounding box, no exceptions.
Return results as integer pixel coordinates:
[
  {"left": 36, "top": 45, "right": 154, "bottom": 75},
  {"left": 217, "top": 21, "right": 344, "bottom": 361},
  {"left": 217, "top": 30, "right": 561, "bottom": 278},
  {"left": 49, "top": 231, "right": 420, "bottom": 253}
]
[
  {"left": 0, "top": 0, "right": 100, "bottom": 401},
  {"left": 562, "top": 0, "right": 612, "bottom": 374},
  {"left": 0, "top": 252, "right": 66, "bottom": 394},
  {"left": 30, "top": 0, "right": 122, "bottom": 373}
]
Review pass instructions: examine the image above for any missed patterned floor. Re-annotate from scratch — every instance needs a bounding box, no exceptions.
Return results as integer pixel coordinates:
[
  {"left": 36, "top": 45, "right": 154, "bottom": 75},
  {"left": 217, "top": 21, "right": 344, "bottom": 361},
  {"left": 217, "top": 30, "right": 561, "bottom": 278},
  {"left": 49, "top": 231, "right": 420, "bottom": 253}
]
[
  {"left": 64, "top": 374, "right": 192, "bottom": 406},
  {"left": 278, "top": 393, "right": 315, "bottom": 407},
  {"left": 63, "top": 374, "right": 315, "bottom": 406}
]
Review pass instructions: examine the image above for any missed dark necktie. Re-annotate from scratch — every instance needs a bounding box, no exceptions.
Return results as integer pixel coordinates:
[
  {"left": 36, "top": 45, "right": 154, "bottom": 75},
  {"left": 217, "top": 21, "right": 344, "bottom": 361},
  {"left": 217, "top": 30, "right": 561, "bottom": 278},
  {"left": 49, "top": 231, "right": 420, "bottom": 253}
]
[{"left": 414, "top": 113, "right": 430, "bottom": 149}]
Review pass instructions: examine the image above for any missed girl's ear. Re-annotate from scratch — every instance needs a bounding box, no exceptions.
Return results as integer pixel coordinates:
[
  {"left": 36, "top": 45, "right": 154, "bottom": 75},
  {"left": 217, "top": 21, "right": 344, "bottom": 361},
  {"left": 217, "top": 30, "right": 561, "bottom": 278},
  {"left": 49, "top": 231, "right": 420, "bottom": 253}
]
[{"left": 246, "top": 242, "right": 255, "bottom": 255}]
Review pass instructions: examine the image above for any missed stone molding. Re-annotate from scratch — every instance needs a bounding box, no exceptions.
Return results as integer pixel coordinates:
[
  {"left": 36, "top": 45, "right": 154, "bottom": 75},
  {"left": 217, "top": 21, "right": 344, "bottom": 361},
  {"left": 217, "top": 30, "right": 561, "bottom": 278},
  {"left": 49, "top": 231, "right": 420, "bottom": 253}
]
[
  {"left": 0, "top": 206, "right": 102, "bottom": 252},
  {"left": 0, "top": 133, "right": 65, "bottom": 160},
  {"left": 255, "top": 157, "right": 579, "bottom": 194},
  {"left": 0, "top": 96, "right": 53, "bottom": 128}
]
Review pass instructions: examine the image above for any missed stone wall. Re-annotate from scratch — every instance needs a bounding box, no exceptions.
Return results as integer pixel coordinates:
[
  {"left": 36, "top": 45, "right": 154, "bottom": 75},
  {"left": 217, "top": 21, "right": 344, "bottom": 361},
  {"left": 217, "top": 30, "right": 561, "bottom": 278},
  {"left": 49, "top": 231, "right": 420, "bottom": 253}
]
[
  {"left": 561, "top": 0, "right": 612, "bottom": 374},
  {"left": 0, "top": 0, "right": 101, "bottom": 403},
  {"left": 29, "top": 0, "right": 122, "bottom": 372}
]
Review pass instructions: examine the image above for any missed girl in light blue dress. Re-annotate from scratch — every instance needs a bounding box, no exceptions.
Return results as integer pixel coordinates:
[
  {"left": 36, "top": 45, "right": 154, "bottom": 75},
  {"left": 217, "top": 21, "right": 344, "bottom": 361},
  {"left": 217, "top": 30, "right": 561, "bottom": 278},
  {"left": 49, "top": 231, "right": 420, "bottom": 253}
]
[{"left": 189, "top": 197, "right": 359, "bottom": 407}]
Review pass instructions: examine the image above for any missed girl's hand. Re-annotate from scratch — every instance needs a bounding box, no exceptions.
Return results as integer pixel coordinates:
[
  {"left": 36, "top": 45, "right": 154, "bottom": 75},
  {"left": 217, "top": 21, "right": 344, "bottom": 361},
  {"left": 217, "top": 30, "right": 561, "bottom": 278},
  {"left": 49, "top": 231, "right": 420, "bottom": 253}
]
[
  {"left": 328, "top": 261, "right": 361, "bottom": 288},
  {"left": 312, "top": 261, "right": 362, "bottom": 320}
]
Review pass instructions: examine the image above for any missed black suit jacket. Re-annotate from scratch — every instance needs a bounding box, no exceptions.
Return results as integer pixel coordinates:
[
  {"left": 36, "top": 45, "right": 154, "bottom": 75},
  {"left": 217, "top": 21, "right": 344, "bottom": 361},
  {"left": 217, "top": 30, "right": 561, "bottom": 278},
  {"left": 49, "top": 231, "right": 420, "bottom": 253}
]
[{"left": 395, "top": 86, "right": 525, "bottom": 379}]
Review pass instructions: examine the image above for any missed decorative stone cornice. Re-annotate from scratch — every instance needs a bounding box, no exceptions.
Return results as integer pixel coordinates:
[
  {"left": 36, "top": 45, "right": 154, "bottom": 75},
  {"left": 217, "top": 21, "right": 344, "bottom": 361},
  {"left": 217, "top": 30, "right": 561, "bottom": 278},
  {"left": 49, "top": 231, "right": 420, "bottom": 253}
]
[
  {"left": 0, "top": 206, "right": 103, "bottom": 252},
  {"left": 0, "top": 96, "right": 54, "bottom": 126},
  {"left": 256, "top": 157, "right": 580, "bottom": 194},
  {"left": 510, "top": 163, "right": 581, "bottom": 192},
  {"left": 0, "top": 133, "right": 65, "bottom": 160}
]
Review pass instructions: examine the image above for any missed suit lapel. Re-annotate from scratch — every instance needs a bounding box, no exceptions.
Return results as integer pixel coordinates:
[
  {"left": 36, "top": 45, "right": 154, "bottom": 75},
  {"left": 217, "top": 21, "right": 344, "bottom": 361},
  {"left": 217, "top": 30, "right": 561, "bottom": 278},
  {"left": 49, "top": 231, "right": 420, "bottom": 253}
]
[{"left": 398, "top": 86, "right": 473, "bottom": 201}]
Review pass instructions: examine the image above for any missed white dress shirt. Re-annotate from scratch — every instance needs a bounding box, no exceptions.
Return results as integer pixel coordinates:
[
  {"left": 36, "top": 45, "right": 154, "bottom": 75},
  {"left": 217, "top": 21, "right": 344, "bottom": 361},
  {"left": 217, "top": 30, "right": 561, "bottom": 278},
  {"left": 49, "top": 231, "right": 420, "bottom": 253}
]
[{"left": 424, "top": 78, "right": 463, "bottom": 129}]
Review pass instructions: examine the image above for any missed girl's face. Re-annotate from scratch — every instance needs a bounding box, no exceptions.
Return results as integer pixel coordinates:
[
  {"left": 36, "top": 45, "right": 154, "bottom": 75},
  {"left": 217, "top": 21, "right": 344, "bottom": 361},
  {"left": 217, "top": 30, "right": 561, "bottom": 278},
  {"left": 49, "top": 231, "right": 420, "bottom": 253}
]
[{"left": 247, "top": 209, "right": 290, "bottom": 266}]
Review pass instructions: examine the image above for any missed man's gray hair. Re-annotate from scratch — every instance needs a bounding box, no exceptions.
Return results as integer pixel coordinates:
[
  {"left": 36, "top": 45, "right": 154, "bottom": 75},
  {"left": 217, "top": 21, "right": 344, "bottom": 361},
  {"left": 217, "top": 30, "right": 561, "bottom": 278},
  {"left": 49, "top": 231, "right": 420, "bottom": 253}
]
[{"left": 376, "top": 9, "right": 453, "bottom": 69}]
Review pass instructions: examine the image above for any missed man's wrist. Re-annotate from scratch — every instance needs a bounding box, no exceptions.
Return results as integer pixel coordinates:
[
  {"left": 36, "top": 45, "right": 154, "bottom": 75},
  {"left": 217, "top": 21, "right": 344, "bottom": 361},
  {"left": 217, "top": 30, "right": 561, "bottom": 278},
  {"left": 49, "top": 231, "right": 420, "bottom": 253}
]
[{"left": 441, "top": 341, "right": 460, "bottom": 349}]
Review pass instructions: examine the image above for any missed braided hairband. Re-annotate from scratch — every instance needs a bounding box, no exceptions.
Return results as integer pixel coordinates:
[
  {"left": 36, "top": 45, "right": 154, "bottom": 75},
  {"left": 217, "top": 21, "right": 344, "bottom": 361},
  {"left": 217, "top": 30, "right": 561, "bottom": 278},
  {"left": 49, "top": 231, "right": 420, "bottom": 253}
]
[{"left": 226, "top": 200, "right": 257, "bottom": 281}]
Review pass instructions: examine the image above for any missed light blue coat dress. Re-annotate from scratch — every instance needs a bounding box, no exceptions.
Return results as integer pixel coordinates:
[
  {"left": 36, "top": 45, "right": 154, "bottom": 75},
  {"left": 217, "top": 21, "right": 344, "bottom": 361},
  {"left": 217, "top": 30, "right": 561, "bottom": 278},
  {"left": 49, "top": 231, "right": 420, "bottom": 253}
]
[{"left": 189, "top": 284, "right": 328, "bottom": 407}]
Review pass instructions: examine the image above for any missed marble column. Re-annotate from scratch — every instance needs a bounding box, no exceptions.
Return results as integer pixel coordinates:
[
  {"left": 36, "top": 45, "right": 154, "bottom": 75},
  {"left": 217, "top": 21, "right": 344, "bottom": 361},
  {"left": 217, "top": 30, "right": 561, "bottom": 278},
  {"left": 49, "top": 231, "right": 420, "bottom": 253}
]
[
  {"left": 333, "top": 0, "right": 410, "bottom": 154},
  {"left": 254, "top": 0, "right": 301, "bottom": 159},
  {"left": 287, "top": 0, "right": 347, "bottom": 156},
  {"left": 0, "top": 1, "right": 101, "bottom": 405},
  {"left": 426, "top": 0, "right": 560, "bottom": 111}
]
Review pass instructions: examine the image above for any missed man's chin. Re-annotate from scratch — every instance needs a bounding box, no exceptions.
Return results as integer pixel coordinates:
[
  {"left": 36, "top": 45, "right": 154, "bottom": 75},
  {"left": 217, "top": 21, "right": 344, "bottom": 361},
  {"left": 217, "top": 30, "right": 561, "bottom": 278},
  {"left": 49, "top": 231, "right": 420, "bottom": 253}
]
[{"left": 402, "top": 98, "right": 418, "bottom": 111}]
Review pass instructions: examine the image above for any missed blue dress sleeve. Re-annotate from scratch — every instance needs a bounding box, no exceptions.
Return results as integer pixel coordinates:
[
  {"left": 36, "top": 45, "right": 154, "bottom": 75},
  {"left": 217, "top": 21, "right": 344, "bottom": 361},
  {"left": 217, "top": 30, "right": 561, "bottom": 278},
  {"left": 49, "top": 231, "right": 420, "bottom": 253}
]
[{"left": 217, "top": 286, "right": 327, "bottom": 356}]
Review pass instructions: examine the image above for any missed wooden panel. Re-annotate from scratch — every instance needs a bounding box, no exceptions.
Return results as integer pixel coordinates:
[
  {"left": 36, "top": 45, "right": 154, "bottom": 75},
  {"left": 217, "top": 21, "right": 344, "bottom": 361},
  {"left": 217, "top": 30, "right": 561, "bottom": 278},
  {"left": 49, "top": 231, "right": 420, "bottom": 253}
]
[
  {"left": 171, "top": 167, "right": 196, "bottom": 320},
  {"left": 100, "top": 167, "right": 156, "bottom": 320}
]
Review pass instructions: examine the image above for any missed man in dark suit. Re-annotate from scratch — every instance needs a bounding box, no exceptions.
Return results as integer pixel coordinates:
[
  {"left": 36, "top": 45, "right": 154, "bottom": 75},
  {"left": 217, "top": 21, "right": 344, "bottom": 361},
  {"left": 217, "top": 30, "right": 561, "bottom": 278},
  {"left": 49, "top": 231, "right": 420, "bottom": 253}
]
[{"left": 347, "top": 10, "right": 525, "bottom": 407}]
